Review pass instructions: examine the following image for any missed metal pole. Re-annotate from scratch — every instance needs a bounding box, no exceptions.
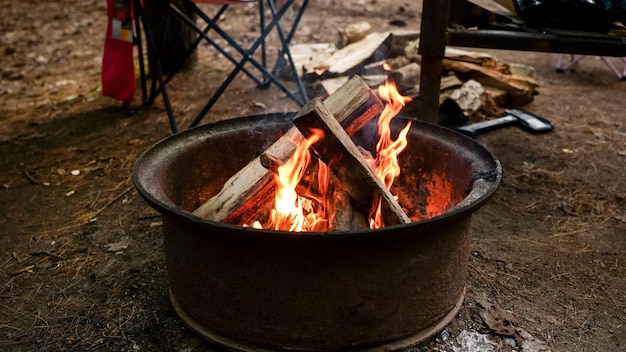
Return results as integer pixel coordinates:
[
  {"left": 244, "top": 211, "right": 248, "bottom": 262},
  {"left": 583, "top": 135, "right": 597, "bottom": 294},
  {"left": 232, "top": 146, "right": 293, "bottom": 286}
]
[{"left": 417, "top": 0, "right": 450, "bottom": 124}]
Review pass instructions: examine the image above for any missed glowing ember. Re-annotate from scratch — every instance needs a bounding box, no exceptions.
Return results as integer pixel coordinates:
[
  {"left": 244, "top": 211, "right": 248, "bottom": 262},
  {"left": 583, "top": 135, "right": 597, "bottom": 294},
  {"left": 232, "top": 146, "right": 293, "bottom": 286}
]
[{"left": 251, "top": 63, "right": 412, "bottom": 231}]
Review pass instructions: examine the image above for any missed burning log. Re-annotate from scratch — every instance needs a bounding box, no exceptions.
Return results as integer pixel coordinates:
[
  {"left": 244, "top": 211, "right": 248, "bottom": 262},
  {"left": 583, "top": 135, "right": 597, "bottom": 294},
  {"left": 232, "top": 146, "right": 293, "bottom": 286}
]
[
  {"left": 293, "top": 98, "right": 411, "bottom": 227},
  {"left": 261, "top": 143, "right": 372, "bottom": 231},
  {"left": 327, "top": 177, "right": 370, "bottom": 231},
  {"left": 192, "top": 75, "right": 384, "bottom": 223}
]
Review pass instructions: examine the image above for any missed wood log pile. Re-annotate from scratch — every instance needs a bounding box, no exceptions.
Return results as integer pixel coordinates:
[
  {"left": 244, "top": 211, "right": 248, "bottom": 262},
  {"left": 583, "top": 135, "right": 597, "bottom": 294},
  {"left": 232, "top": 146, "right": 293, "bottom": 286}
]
[{"left": 290, "top": 23, "right": 539, "bottom": 123}]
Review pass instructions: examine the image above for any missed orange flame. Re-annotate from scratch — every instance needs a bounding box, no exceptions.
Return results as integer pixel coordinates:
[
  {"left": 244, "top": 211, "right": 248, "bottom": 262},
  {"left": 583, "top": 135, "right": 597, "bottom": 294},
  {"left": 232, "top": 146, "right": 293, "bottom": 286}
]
[
  {"left": 368, "top": 63, "right": 413, "bottom": 228},
  {"left": 265, "top": 128, "right": 329, "bottom": 232},
  {"left": 251, "top": 63, "right": 412, "bottom": 231}
]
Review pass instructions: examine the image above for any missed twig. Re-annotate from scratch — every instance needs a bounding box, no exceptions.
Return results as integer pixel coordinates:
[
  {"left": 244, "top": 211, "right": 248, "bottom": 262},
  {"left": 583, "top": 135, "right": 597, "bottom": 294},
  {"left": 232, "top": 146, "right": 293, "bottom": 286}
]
[
  {"left": 138, "top": 214, "right": 161, "bottom": 220},
  {"left": 23, "top": 170, "right": 39, "bottom": 185},
  {"left": 90, "top": 186, "right": 134, "bottom": 220},
  {"left": 89, "top": 190, "right": 101, "bottom": 210},
  {"left": 602, "top": 286, "right": 620, "bottom": 310}
]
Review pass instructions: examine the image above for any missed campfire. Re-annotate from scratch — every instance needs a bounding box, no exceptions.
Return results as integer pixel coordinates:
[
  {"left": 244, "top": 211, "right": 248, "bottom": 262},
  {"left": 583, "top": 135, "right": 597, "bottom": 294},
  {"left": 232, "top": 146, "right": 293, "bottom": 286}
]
[
  {"left": 249, "top": 64, "right": 410, "bottom": 231},
  {"left": 133, "top": 69, "right": 502, "bottom": 351},
  {"left": 192, "top": 65, "right": 456, "bottom": 232}
]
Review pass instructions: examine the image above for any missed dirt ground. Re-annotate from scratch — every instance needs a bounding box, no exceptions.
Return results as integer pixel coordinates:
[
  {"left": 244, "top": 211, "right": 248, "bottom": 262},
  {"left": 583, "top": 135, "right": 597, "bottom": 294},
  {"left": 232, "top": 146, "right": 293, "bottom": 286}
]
[{"left": 1, "top": 0, "right": 625, "bottom": 351}]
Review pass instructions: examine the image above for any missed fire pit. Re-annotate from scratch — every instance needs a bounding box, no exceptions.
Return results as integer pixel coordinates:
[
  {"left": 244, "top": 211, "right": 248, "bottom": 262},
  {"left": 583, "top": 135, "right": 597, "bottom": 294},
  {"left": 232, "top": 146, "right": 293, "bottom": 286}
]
[{"left": 133, "top": 105, "right": 502, "bottom": 350}]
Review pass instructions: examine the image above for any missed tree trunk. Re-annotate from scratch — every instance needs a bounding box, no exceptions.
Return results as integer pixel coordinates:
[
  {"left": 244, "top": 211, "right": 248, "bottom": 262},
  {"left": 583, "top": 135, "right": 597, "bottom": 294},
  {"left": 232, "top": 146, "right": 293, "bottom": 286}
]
[{"left": 142, "top": 0, "right": 198, "bottom": 74}]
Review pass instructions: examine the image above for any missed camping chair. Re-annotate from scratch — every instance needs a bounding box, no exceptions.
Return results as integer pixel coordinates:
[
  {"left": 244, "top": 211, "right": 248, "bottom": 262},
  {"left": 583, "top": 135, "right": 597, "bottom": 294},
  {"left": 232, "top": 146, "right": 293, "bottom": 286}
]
[
  {"left": 134, "top": 0, "right": 309, "bottom": 133},
  {"left": 556, "top": 54, "right": 626, "bottom": 79}
]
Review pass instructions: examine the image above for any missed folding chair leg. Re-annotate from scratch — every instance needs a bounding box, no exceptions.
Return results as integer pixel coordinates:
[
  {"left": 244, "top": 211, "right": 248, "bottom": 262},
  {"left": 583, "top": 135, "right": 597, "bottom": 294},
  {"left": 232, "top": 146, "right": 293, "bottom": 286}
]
[
  {"left": 134, "top": 0, "right": 179, "bottom": 133},
  {"left": 556, "top": 54, "right": 585, "bottom": 73},
  {"left": 149, "top": 5, "right": 232, "bottom": 103},
  {"left": 134, "top": 2, "right": 148, "bottom": 105},
  {"left": 600, "top": 57, "right": 624, "bottom": 79},
  {"left": 169, "top": 4, "right": 268, "bottom": 88},
  {"left": 137, "top": 0, "right": 310, "bottom": 132},
  {"left": 557, "top": 54, "right": 626, "bottom": 79},
  {"left": 266, "top": 0, "right": 309, "bottom": 103},
  {"left": 181, "top": 0, "right": 309, "bottom": 129}
]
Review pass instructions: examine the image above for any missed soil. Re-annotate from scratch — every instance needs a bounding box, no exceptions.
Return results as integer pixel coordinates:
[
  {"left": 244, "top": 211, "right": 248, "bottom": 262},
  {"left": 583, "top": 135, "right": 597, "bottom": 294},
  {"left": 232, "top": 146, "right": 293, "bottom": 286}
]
[{"left": 1, "top": 1, "right": 624, "bottom": 351}]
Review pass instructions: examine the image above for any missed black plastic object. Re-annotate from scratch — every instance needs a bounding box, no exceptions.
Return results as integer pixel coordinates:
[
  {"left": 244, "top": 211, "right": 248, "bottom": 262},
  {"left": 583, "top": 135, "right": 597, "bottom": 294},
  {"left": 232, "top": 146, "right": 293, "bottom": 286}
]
[{"left": 513, "top": 0, "right": 626, "bottom": 31}]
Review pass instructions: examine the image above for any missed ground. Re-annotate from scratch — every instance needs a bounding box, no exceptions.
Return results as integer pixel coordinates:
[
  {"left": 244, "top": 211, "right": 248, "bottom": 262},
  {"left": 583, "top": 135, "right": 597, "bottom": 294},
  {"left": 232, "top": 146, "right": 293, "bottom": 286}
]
[{"left": 1, "top": 0, "right": 625, "bottom": 351}]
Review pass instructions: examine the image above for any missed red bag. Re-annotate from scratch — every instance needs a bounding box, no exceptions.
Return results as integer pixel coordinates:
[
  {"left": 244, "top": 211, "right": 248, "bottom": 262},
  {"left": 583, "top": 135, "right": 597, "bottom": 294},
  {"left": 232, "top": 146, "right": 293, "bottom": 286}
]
[{"left": 102, "top": 0, "right": 135, "bottom": 104}]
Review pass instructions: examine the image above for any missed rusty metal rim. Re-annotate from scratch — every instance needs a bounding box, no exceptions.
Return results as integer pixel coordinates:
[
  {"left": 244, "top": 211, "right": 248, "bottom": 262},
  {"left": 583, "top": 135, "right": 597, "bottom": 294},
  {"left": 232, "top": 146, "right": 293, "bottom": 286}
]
[
  {"left": 132, "top": 113, "right": 502, "bottom": 237},
  {"left": 169, "top": 287, "right": 466, "bottom": 352}
]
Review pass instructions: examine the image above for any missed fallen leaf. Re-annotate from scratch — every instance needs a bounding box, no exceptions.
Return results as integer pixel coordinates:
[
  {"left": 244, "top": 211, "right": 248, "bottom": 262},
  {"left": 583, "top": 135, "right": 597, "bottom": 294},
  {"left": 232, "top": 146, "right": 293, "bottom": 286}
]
[
  {"left": 106, "top": 239, "right": 130, "bottom": 252},
  {"left": 476, "top": 298, "right": 516, "bottom": 336},
  {"left": 517, "top": 329, "right": 552, "bottom": 352}
]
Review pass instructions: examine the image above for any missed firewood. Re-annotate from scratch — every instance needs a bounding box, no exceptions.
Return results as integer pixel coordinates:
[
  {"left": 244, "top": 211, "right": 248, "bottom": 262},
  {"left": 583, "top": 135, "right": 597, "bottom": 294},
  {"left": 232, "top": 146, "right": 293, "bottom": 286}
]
[
  {"left": 315, "top": 32, "right": 393, "bottom": 77},
  {"left": 192, "top": 75, "right": 384, "bottom": 224},
  {"left": 484, "top": 86, "right": 508, "bottom": 106},
  {"left": 444, "top": 60, "right": 538, "bottom": 105},
  {"left": 293, "top": 98, "right": 411, "bottom": 227},
  {"left": 448, "top": 79, "right": 486, "bottom": 113},
  {"left": 291, "top": 42, "right": 337, "bottom": 77},
  {"left": 327, "top": 175, "right": 369, "bottom": 231},
  {"left": 443, "top": 47, "right": 507, "bottom": 71},
  {"left": 337, "top": 22, "right": 373, "bottom": 49},
  {"left": 440, "top": 74, "right": 463, "bottom": 91}
]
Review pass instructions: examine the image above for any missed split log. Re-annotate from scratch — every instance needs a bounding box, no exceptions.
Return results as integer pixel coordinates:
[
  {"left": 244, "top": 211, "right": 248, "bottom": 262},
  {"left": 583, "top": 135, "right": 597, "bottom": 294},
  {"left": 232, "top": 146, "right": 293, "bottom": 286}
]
[
  {"left": 448, "top": 62, "right": 539, "bottom": 105},
  {"left": 327, "top": 175, "right": 369, "bottom": 231},
  {"left": 448, "top": 79, "right": 486, "bottom": 113},
  {"left": 443, "top": 60, "right": 538, "bottom": 105},
  {"left": 192, "top": 75, "right": 383, "bottom": 224},
  {"left": 315, "top": 31, "right": 393, "bottom": 77},
  {"left": 483, "top": 86, "right": 508, "bottom": 106},
  {"left": 291, "top": 43, "right": 337, "bottom": 77},
  {"left": 337, "top": 22, "right": 373, "bottom": 48},
  {"left": 293, "top": 98, "right": 411, "bottom": 227},
  {"left": 443, "top": 47, "right": 507, "bottom": 72},
  {"left": 388, "top": 30, "right": 420, "bottom": 57},
  {"left": 320, "top": 77, "right": 351, "bottom": 96},
  {"left": 440, "top": 74, "right": 464, "bottom": 91}
]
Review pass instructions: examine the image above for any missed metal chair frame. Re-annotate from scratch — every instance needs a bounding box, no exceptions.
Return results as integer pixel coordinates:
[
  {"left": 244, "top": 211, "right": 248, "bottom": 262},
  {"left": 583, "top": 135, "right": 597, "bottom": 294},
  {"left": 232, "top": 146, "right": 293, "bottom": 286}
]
[
  {"left": 556, "top": 54, "right": 626, "bottom": 79},
  {"left": 134, "top": 0, "right": 309, "bottom": 133}
]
